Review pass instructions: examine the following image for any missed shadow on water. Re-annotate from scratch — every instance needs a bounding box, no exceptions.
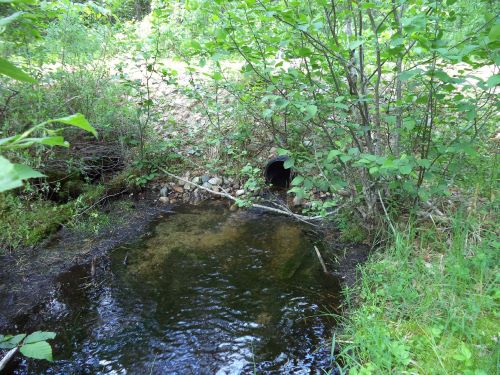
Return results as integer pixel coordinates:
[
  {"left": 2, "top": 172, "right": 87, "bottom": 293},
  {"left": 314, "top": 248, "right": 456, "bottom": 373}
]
[{"left": 11, "top": 202, "right": 342, "bottom": 374}]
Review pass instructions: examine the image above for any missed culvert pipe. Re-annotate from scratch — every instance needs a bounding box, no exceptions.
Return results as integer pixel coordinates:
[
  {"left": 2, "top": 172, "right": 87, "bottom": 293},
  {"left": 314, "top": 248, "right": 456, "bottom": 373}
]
[{"left": 264, "top": 156, "right": 292, "bottom": 188}]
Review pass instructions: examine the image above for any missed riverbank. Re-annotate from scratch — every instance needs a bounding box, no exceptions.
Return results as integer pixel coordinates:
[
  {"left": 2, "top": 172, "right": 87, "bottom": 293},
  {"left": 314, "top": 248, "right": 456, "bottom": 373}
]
[{"left": 337, "top": 206, "right": 499, "bottom": 374}]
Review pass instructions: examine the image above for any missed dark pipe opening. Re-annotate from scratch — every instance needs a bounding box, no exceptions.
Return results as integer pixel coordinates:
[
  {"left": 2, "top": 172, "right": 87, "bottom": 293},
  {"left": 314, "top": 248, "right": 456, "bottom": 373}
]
[{"left": 264, "top": 156, "right": 291, "bottom": 188}]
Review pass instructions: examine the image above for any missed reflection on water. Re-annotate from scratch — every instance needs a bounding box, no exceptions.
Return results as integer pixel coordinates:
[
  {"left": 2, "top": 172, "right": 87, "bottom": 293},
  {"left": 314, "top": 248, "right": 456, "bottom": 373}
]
[{"left": 15, "top": 202, "right": 341, "bottom": 374}]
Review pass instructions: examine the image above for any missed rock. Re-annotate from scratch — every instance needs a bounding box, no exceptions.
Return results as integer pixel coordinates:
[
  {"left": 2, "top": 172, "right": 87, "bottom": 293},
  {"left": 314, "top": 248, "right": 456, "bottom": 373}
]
[
  {"left": 159, "top": 196, "right": 169, "bottom": 204},
  {"left": 183, "top": 183, "right": 192, "bottom": 191},
  {"left": 293, "top": 195, "right": 303, "bottom": 206},
  {"left": 192, "top": 176, "right": 201, "bottom": 185},
  {"left": 212, "top": 186, "right": 220, "bottom": 193},
  {"left": 182, "top": 193, "right": 190, "bottom": 202},
  {"left": 208, "top": 177, "right": 222, "bottom": 186},
  {"left": 159, "top": 185, "right": 169, "bottom": 197},
  {"left": 235, "top": 189, "right": 245, "bottom": 197},
  {"left": 173, "top": 186, "right": 184, "bottom": 193},
  {"left": 201, "top": 175, "right": 210, "bottom": 183},
  {"left": 269, "top": 146, "right": 277, "bottom": 156},
  {"left": 229, "top": 204, "right": 238, "bottom": 212},
  {"left": 202, "top": 182, "right": 213, "bottom": 189}
]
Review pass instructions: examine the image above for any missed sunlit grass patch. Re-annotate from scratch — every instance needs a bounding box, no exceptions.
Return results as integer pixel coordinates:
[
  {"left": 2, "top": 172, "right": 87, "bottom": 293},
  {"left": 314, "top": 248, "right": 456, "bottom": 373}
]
[{"left": 338, "top": 210, "right": 499, "bottom": 374}]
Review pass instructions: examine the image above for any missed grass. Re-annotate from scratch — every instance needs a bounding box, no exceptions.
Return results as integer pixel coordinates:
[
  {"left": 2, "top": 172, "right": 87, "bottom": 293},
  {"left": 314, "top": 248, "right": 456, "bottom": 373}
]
[
  {"left": 337, "top": 207, "right": 499, "bottom": 374},
  {"left": 0, "top": 184, "right": 105, "bottom": 252}
]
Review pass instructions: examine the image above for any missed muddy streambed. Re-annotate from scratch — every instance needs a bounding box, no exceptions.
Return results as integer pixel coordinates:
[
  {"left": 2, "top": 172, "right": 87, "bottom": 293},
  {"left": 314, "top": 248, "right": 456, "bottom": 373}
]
[{"left": 4, "top": 202, "right": 346, "bottom": 374}]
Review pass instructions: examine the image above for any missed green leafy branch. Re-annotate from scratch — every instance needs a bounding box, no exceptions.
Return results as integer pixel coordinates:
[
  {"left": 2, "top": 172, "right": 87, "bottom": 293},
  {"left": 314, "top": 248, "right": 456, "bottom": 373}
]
[
  {"left": 0, "top": 113, "right": 97, "bottom": 193},
  {"left": 0, "top": 331, "right": 56, "bottom": 370}
]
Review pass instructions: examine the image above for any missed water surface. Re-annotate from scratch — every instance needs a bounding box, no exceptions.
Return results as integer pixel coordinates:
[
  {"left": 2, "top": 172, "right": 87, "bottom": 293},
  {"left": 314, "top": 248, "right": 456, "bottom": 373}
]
[{"left": 14, "top": 202, "right": 340, "bottom": 374}]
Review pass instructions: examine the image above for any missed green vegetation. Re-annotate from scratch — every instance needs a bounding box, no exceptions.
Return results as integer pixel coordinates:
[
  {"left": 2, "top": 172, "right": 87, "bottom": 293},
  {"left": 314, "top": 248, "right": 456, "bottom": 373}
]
[
  {"left": 339, "top": 208, "right": 499, "bottom": 374},
  {"left": 0, "top": 331, "right": 56, "bottom": 363},
  {"left": 0, "top": 0, "right": 498, "bottom": 372}
]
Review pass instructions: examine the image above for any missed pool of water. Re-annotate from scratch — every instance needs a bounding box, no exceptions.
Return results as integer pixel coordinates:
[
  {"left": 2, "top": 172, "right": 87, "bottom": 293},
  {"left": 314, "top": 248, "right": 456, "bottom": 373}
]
[{"left": 12, "top": 202, "right": 341, "bottom": 374}]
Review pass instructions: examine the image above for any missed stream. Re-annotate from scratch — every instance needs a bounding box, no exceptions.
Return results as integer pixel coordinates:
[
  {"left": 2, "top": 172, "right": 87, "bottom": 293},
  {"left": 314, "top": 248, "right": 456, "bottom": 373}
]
[{"left": 9, "top": 202, "right": 342, "bottom": 374}]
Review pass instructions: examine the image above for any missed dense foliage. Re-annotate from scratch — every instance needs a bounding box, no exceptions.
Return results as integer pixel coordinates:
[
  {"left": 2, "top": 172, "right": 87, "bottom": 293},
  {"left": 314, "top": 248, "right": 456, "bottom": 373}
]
[{"left": 0, "top": 0, "right": 498, "bottom": 372}]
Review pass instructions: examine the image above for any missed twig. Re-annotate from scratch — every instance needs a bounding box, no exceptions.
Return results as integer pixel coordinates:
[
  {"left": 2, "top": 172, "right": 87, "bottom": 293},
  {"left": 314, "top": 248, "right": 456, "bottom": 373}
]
[
  {"left": 377, "top": 190, "right": 396, "bottom": 235},
  {"left": 314, "top": 245, "right": 328, "bottom": 274},
  {"left": 0, "top": 347, "right": 19, "bottom": 372},
  {"left": 160, "top": 168, "right": 336, "bottom": 224},
  {"left": 73, "top": 189, "right": 128, "bottom": 218}
]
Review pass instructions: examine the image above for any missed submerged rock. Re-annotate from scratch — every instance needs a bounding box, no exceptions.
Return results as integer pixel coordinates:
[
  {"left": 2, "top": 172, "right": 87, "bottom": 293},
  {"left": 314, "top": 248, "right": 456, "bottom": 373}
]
[{"left": 208, "top": 177, "right": 222, "bottom": 186}]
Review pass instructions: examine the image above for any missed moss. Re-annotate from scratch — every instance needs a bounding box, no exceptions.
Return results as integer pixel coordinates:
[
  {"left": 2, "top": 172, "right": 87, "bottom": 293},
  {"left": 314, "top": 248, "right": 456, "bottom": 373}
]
[{"left": 0, "top": 184, "right": 107, "bottom": 251}]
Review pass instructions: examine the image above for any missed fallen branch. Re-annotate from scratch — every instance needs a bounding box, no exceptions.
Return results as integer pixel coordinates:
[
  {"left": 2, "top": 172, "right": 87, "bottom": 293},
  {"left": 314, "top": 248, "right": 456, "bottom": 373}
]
[
  {"left": 161, "top": 169, "right": 337, "bottom": 224},
  {"left": 314, "top": 245, "right": 328, "bottom": 274},
  {"left": 73, "top": 189, "right": 128, "bottom": 218},
  {"left": 0, "top": 347, "right": 18, "bottom": 372},
  {"left": 377, "top": 190, "right": 396, "bottom": 235}
]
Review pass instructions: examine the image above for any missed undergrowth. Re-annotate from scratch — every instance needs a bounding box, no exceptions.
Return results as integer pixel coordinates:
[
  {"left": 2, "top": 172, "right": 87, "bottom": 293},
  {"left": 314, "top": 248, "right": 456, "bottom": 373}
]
[
  {"left": 337, "top": 207, "right": 499, "bottom": 374},
  {"left": 0, "top": 184, "right": 105, "bottom": 252}
]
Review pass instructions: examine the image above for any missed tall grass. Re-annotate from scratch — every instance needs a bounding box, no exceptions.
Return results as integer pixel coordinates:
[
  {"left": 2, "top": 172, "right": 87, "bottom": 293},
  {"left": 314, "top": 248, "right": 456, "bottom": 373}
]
[{"left": 337, "top": 209, "right": 499, "bottom": 374}]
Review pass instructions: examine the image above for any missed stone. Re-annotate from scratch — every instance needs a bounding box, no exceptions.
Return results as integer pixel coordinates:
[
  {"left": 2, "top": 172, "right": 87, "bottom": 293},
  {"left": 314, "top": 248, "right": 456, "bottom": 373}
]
[
  {"left": 212, "top": 186, "right": 220, "bottom": 193},
  {"left": 293, "top": 195, "right": 303, "bottom": 206},
  {"left": 202, "top": 182, "right": 213, "bottom": 189},
  {"left": 235, "top": 189, "right": 245, "bottom": 197},
  {"left": 208, "top": 177, "right": 222, "bottom": 186},
  {"left": 183, "top": 183, "right": 192, "bottom": 191},
  {"left": 192, "top": 176, "right": 201, "bottom": 185},
  {"left": 159, "top": 196, "right": 169, "bottom": 204},
  {"left": 159, "top": 185, "right": 169, "bottom": 197},
  {"left": 201, "top": 175, "right": 210, "bottom": 183},
  {"left": 229, "top": 204, "right": 238, "bottom": 212},
  {"left": 173, "top": 186, "right": 184, "bottom": 193}
]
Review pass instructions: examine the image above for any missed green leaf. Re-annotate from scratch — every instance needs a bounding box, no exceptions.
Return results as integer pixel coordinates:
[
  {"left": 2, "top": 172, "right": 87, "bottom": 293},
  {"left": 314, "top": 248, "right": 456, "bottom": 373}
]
[
  {"left": 24, "top": 331, "right": 56, "bottom": 344},
  {"left": 296, "top": 47, "right": 313, "bottom": 57},
  {"left": 21, "top": 136, "right": 69, "bottom": 147},
  {"left": 304, "top": 104, "right": 317, "bottom": 120},
  {"left": 327, "top": 149, "right": 342, "bottom": 162},
  {"left": 348, "top": 40, "right": 363, "bottom": 50},
  {"left": 49, "top": 113, "right": 97, "bottom": 137},
  {"left": 291, "top": 175, "right": 304, "bottom": 186},
  {"left": 399, "top": 69, "right": 422, "bottom": 81},
  {"left": 453, "top": 342, "right": 472, "bottom": 362},
  {"left": 0, "top": 57, "right": 36, "bottom": 83},
  {"left": 283, "top": 158, "right": 294, "bottom": 169},
  {"left": 262, "top": 108, "right": 273, "bottom": 118},
  {"left": 0, "top": 156, "right": 45, "bottom": 193},
  {"left": 0, "top": 334, "right": 26, "bottom": 349},
  {"left": 486, "top": 74, "right": 500, "bottom": 88},
  {"left": 399, "top": 165, "right": 412, "bottom": 175},
  {"left": 488, "top": 23, "right": 500, "bottom": 42},
  {"left": 20, "top": 341, "right": 53, "bottom": 361},
  {"left": 288, "top": 186, "right": 305, "bottom": 199},
  {"left": 212, "top": 71, "right": 223, "bottom": 81},
  {"left": 340, "top": 155, "right": 352, "bottom": 163}
]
